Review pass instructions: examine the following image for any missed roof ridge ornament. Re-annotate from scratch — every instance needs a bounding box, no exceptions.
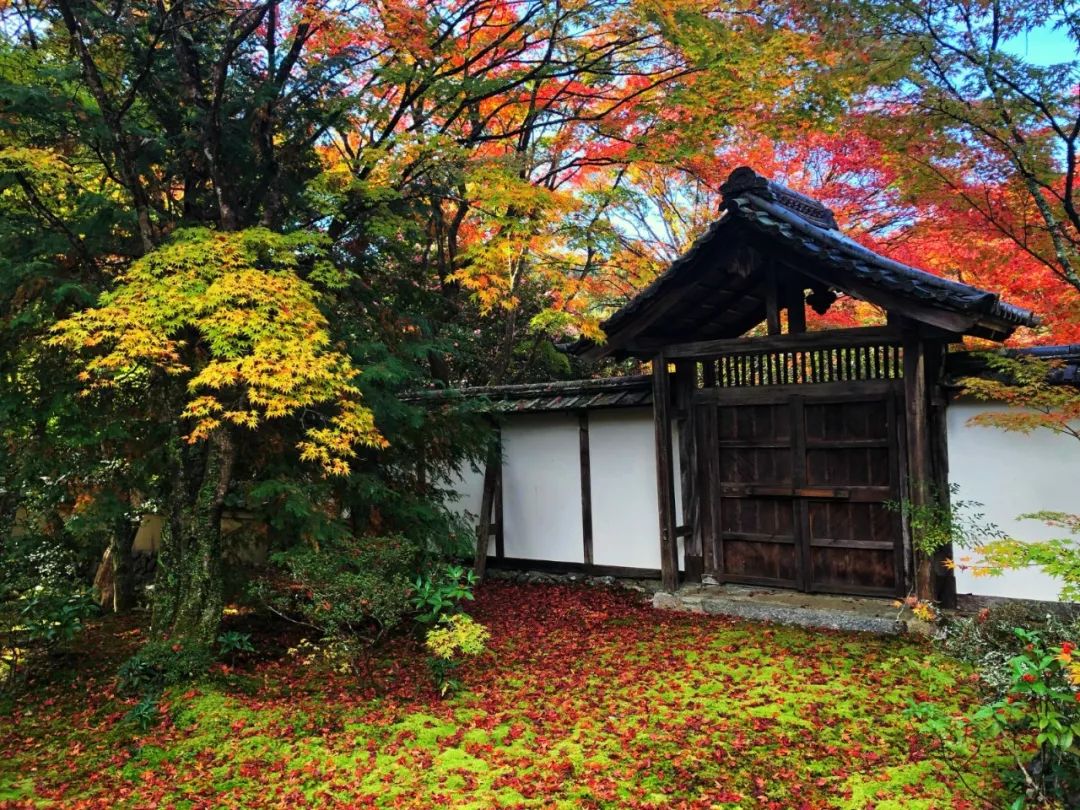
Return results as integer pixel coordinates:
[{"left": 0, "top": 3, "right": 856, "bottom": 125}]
[{"left": 720, "top": 166, "right": 840, "bottom": 231}]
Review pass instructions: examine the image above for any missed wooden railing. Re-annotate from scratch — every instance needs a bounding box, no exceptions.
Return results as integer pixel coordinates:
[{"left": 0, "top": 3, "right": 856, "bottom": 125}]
[
  {"left": 668, "top": 326, "right": 904, "bottom": 389},
  {"left": 707, "top": 343, "right": 902, "bottom": 387}
]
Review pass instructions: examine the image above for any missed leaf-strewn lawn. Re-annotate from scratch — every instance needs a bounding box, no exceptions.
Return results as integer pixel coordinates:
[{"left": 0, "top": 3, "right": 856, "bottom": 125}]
[{"left": 1, "top": 583, "right": 1004, "bottom": 809}]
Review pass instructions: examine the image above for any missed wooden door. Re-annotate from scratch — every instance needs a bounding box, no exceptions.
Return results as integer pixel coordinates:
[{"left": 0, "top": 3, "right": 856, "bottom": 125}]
[{"left": 697, "top": 384, "right": 904, "bottom": 597}]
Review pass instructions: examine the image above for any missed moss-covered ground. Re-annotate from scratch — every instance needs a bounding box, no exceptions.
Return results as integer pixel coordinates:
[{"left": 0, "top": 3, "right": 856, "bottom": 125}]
[{"left": 0, "top": 582, "right": 1005, "bottom": 808}]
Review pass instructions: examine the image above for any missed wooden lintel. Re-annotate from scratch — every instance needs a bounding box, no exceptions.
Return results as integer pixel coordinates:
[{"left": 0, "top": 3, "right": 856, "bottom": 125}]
[
  {"left": 698, "top": 378, "right": 901, "bottom": 406},
  {"left": 652, "top": 354, "right": 679, "bottom": 590},
  {"left": 654, "top": 325, "right": 902, "bottom": 361}
]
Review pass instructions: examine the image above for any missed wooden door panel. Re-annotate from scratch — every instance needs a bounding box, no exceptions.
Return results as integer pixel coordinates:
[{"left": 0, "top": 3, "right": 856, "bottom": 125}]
[
  {"left": 810, "top": 545, "right": 897, "bottom": 592},
  {"left": 718, "top": 404, "right": 790, "bottom": 441},
  {"left": 720, "top": 447, "right": 793, "bottom": 485},
  {"left": 696, "top": 388, "right": 904, "bottom": 596},
  {"left": 804, "top": 400, "right": 888, "bottom": 441},
  {"left": 808, "top": 501, "right": 893, "bottom": 545},
  {"left": 724, "top": 538, "right": 799, "bottom": 584},
  {"left": 806, "top": 447, "right": 891, "bottom": 487},
  {"left": 721, "top": 495, "right": 795, "bottom": 537}
]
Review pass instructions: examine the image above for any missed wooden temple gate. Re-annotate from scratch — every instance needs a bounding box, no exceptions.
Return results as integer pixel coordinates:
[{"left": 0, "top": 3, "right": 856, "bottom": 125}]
[
  {"left": 581, "top": 167, "right": 1036, "bottom": 602},
  {"left": 672, "top": 330, "right": 909, "bottom": 598},
  {"left": 658, "top": 324, "right": 957, "bottom": 600}
]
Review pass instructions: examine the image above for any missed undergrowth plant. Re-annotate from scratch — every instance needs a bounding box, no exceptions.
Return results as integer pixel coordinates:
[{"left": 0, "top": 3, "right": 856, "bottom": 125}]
[
  {"left": 411, "top": 564, "right": 476, "bottom": 625},
  {"left": 887, "top": 483, "right": 1002, "bottom": 621},
  {"left": 913, "top": 627, "right": 1080, "bottom": 808},
  {"left": 117, "top": 640, "right": 214, "bottom": 697},
  {"left": 216, "top": 631, "right": 254, "bottom": 665},
  {"left": 251, "top": 534, "right": 420, "bottom": 647},
  {"left": 424, "top": 613, "right": 490, "bottom": 696}
]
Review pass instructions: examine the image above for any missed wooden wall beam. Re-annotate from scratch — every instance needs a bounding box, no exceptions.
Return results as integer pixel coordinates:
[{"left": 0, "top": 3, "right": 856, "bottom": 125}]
[
  {"left": 494, "top": 467, "right": 504, "bottom": 559},
  {"left": 765, "top": 262, "right": 782, "bottom": 335},
  {"left": 473, "top": 429, "right": 501, "bottom": 581},
  {"left": 701, "top": 404, "right": 723, "bottom": 581},
  {"left": 652, "top": 354, "right": 679, "bottom": 590},
  {"left": 927, "top": 343, "right": 956, "bottom": 608},
  {"left": 578, "top": 411, "right": 593, "bottom": 566}
]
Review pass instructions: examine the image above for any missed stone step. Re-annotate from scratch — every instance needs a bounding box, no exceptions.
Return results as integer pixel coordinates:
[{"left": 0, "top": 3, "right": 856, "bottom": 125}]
[{"left": 652, "top": 590, "right": 909, "bottom": 635}]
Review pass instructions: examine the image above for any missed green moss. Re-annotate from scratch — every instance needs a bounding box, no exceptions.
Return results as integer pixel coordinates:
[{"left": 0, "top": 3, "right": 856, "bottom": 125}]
[
  {"left": 2, "top": 590, "right": 1007, "bottom": 808},
  {"left": 435, "top": 747, "right": 489, "bottom": 773},
  {"left": 838, "top": 760, "right": 969, "bottom": 809},
  {"left": 0, "top": 778, "right": 35, "bottom": 803}
]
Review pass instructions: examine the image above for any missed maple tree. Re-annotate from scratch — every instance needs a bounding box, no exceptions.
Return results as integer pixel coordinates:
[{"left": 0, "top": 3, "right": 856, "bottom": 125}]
[
  {"left": 0, "top": 0, "right": 487, "bottom": 652},
  {"left": 853, "top": 0, "right": 1080, "bottom": 293},
  {"left": 316, "top": 0, "right": 875, "bottom": 383},
  {"left": 50, "top": 228, "right": 385, "bottom": 645}
]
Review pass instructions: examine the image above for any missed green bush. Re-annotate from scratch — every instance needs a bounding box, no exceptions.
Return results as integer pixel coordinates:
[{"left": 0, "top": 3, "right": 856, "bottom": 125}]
[
  {"left": 250, "top": 534, "right": 420, "bottom": 644},
  {"left": 1, "top": 533, "right": 98, "bottom": 690},
  {"left": 117, "top": 640, "right": 213, "bottom": 696},
  {"left": 915, "top": 628, "right": 1080, "bottom": 807},
  {"left": 942, "top": 604, "right": 1079, "bottom": 695}
]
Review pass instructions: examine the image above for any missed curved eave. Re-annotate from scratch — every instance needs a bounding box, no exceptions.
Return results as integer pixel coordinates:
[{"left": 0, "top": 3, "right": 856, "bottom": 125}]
[{"left": 575, "top": 186, "right": 1037, "bottom": 359}]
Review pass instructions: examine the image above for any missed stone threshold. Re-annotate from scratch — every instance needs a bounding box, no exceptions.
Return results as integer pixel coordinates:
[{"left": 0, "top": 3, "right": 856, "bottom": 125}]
[{"left": 652, "top": 583, "right": 910, "bottom": 635}]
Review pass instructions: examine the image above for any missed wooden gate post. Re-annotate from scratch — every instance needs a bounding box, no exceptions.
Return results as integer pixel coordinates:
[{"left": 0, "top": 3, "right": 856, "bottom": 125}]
[
  {"left": 902, "top": 329, "right": 934, "bottom": 600},
  {"left": 653, "top": 354, "right": 679, "bottom": 590},
  {"left": 674, "top": 359, "right": 702, "bottom": 582}
]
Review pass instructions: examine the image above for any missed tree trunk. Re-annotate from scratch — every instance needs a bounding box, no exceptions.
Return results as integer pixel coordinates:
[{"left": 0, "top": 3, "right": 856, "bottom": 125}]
[
  {"left": 111, "top": 516, "right": 138, "bottom": 613},
  {"left": 152, "top": 429, "right": 236, "bottom": 648},
  {"left": 93, "top": 516, "right": 138, "bottom": 613},
  {"left": 915, "top": 554, "right": 933, "bottom": 602}
]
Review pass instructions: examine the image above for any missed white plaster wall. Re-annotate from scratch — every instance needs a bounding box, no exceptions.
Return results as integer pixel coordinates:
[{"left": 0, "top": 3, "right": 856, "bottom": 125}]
[
  {"left": 443, "top": 461, "right": 494, "bottom": 556},
  {"left": 589, "top": 409, "right": 664, "bottom": 570},
  {"left": 440, "top": 408, "right": 681, "bottom": 572},
  {"left": 500, "top": 413, "right": 584, "bottom": 563},
  {"left": 445, "top": 462, "right": 485, "bottom": 521},
  {"left": 948, "top": 400, "right": 1080, "bottom": 602}
]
